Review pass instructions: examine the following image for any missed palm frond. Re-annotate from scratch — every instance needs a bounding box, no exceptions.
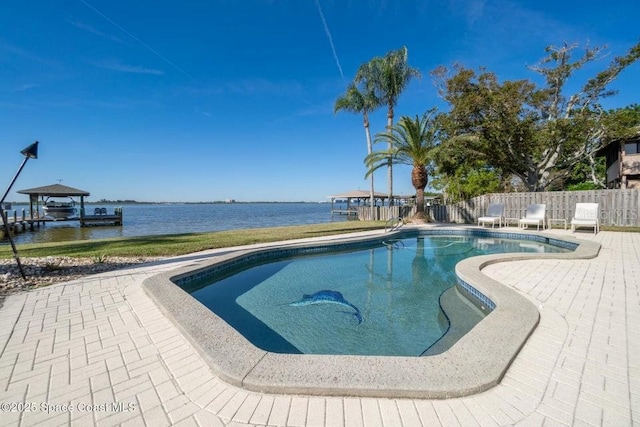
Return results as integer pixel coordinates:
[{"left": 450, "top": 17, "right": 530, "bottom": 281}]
[
  {"left": 364, "top": 149, "right": 393, "bottom": 178},
  {"left": 366, "top": 110, "right": 442, "bottom": 174},
  {"left": 334, "top": 83, "right": 365, "bottom": 114}
]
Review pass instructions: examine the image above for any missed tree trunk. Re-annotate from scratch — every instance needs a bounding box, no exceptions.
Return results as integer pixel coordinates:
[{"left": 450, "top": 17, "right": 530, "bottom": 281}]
[
  {"left": 363, "top": 113, "right": 375, "bottom": 220},
  {"left": 387, "top": 107, "right": 394, "bottom": 207},
  {"left": 411, "top": 165, "right": 428, "bottom": 222},
  {"left": 587, "top": 153, "right": 606, "bottom": 188}
]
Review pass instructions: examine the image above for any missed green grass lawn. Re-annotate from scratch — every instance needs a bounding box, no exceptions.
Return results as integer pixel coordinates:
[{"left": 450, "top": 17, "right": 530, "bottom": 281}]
[
  {"left": 0, "top": 221, "right": 386, "bottom": 259},
  {"left": 3, "top": 221, "right": 636, "bottom": 260}
]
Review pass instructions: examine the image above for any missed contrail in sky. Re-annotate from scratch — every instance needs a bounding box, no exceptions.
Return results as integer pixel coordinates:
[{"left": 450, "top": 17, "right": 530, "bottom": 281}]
[
  {"left": 80, "top": 0, "right": 198, "bottom": 81},
  {"left": 314, "top": 0, "right": 346, "bottom": 85}
]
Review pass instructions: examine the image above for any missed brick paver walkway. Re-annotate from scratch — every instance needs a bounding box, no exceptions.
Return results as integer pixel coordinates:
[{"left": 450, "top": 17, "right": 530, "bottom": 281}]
[{"left": 0, "top": 229, "right": 638, "bottom": 426}]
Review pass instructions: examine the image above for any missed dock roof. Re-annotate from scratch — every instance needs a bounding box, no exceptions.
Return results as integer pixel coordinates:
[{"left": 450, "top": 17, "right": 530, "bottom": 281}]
[
  {"left": 327, "top": 190, "right": 389, "bottom": 199},
  {"left": 327, "top": 190, "right": 417, "bottom": 200},
  {"left": 18, "top": 183, "right": 90, "bottom": 197}
]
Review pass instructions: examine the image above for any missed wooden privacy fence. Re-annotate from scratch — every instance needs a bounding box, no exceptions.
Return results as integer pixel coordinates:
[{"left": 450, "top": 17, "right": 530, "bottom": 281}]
[
  {"left": 431, "top": 189, "right": 640, "bottom": 227},
  {"left": 356, "top": 205, "right": 416, "bottom": 221}
]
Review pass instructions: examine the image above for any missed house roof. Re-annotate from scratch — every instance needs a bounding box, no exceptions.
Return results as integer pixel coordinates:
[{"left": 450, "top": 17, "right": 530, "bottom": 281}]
[
  {"left": 17, "top": 183, "right": 90, "bottom": 197},
  {"left": 595, "top": 133, "right": 640, "bottom": 157}
]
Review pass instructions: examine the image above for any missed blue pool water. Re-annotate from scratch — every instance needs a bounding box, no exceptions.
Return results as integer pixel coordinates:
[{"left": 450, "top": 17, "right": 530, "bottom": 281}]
[{"left": 182, "top": 233, "right": 570, "bottom": 356}]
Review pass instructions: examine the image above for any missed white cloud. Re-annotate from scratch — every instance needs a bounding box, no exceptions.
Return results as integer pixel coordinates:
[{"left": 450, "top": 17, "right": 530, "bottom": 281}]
[
  {"left": 0, "top": 41, "right": 54, "bottom": 65},
  {"left": 180, "top": 78, "right": 305, "bottom": 97},
  {"left": 194, "top": 106, "right": 212, "bottom": 117},
  {"left": 66, "top": 18, "right": 125, "bottom": 44},
  {"left": 461, "top": 0, "right": 486, "bottom": 26},
  {"left": 92, "top": 60, "right": 164, "bottom": 75},
  {"left": 12, "top": 83, "right": 38, "bottom": 92}
]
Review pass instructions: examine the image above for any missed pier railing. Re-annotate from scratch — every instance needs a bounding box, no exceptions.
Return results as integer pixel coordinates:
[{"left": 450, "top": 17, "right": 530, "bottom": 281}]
[
  {"left": 1, "top": 205, "right": 124, "bottom": 239},
  {"left": 1, "top": 208, "right": 45, "bottom": 237}
]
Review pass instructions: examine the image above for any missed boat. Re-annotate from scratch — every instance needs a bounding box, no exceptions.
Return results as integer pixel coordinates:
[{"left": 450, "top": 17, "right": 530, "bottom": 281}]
[{"left": 43, "top": 197, "right": 78, "bottom": 220}]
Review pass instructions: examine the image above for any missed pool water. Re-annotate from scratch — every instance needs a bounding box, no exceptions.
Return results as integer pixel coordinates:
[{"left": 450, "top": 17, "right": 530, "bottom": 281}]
[{"left": 184, "top": 235, "right": 569, "bottom": 356}]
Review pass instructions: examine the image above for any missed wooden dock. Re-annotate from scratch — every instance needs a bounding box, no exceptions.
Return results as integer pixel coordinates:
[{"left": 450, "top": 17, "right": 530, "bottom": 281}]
[
  {"left": 330, "top": 209, "right": 359, "bottom": 216},
  {"left": 80, "top": 209, "right": 123, "bottom": 226},
  {"left": 1, "top": 207, "right": 123, "bottom": 239},
  {"left": 2, "top": 214, "right": 47, "bottom": 236}
]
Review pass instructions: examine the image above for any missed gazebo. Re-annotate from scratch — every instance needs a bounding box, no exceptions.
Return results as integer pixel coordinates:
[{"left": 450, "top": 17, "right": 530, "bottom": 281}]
[{"left": 17, "top": 183, "right": 90, "bottom": 220}]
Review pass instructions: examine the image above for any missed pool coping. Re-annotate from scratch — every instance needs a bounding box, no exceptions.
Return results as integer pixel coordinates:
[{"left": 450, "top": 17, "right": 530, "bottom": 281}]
[{"left": 142, "top": 226, "right": 601, "bottom": 399}]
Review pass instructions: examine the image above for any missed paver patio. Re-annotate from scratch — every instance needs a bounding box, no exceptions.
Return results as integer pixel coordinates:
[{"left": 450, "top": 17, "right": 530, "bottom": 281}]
[{"left": 0, "top": 228, "right": 638, "bottom": 426}]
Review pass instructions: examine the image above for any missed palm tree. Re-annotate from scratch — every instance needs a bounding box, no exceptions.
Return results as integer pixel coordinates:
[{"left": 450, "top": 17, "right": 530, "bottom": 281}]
[
  {"left": 334, "top": 82, "right": 380, "bottom": 219},
  {"left": 357, "top": 46, "right": 421, "bottom": 206},
  {"left": 365, "top": 109, "right": 441, "bottom": 222}
]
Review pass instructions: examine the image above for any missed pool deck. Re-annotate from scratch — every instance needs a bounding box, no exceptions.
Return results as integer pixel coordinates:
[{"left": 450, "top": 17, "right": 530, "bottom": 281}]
[{"left": 0, "top": 226, "right": 638, "bottom": 426}]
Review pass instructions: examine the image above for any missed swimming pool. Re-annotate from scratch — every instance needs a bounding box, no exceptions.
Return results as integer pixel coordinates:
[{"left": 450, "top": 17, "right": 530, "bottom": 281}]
[
  {"left": 180, "top": 233, "right": 570, "bottom": 356},
  {"left": 143, "top": 227, "right": 599, "bottom": 398}
]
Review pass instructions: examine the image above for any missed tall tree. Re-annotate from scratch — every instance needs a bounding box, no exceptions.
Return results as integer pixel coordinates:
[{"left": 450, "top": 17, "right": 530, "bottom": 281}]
[
  {"left": 602, "top": 104, "right": 640, "bottom": 140},
  {"left": 334, "top": 82, "right": 380, "bottom": 218},
  {"left": 365, "top": 109, "right": 441, "bottom": 222},
  {"left": 566, "top": 104, "right": 640, "bottom": 189},
  {"left": 431, "top": 157, "right": 504, "bottom": 202},
  {"left": 357, "top": 46, "right": 421, "bottom": 205},
  {"left": 433, "top": 41, "right": 640, "bottom": 191}
]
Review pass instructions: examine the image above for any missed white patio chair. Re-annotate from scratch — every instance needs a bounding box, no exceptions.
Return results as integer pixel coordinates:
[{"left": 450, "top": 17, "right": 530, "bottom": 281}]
[
  {"left": 571, "top": 203, "right": 600, "bottom": 234},
  {"left": 519, "top": 204, "right": 546, "bottom": 231},
  {"left": 478, "top": 203, "right": 504, "bottom": 228}
]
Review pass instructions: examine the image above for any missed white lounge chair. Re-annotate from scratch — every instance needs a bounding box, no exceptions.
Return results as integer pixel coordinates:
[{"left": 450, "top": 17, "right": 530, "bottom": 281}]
[
  {"left": 571, "top": 203, "right": 600, "bottom": 234},
  {"left": 478, "top": 203, "right": 504, "bottom": 228},
  {"left": 519, "top": 204, "right": 546, "bottom": 231}
]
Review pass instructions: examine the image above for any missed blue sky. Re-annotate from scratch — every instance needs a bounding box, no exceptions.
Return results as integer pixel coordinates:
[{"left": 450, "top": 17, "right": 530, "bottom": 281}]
[{"left": 1, "top": 1, "right": 639, "bottom": 202}]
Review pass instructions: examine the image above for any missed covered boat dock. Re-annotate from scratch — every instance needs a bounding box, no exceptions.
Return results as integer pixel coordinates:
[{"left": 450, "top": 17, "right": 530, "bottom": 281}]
[
  {"left": 327, "top": 190, "right": 390, "bottom": 216},
  {"left": 16, "top": 183, "right": 122, "bottom": 226},
  {"left": 327, "top": 190, "right": 443, "bottom": 221}
]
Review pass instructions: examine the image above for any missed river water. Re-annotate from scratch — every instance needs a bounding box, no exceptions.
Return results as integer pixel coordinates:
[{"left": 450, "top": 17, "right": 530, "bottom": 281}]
[{"left": 3, "top": 203, "right": 352, "bottom": 245}]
